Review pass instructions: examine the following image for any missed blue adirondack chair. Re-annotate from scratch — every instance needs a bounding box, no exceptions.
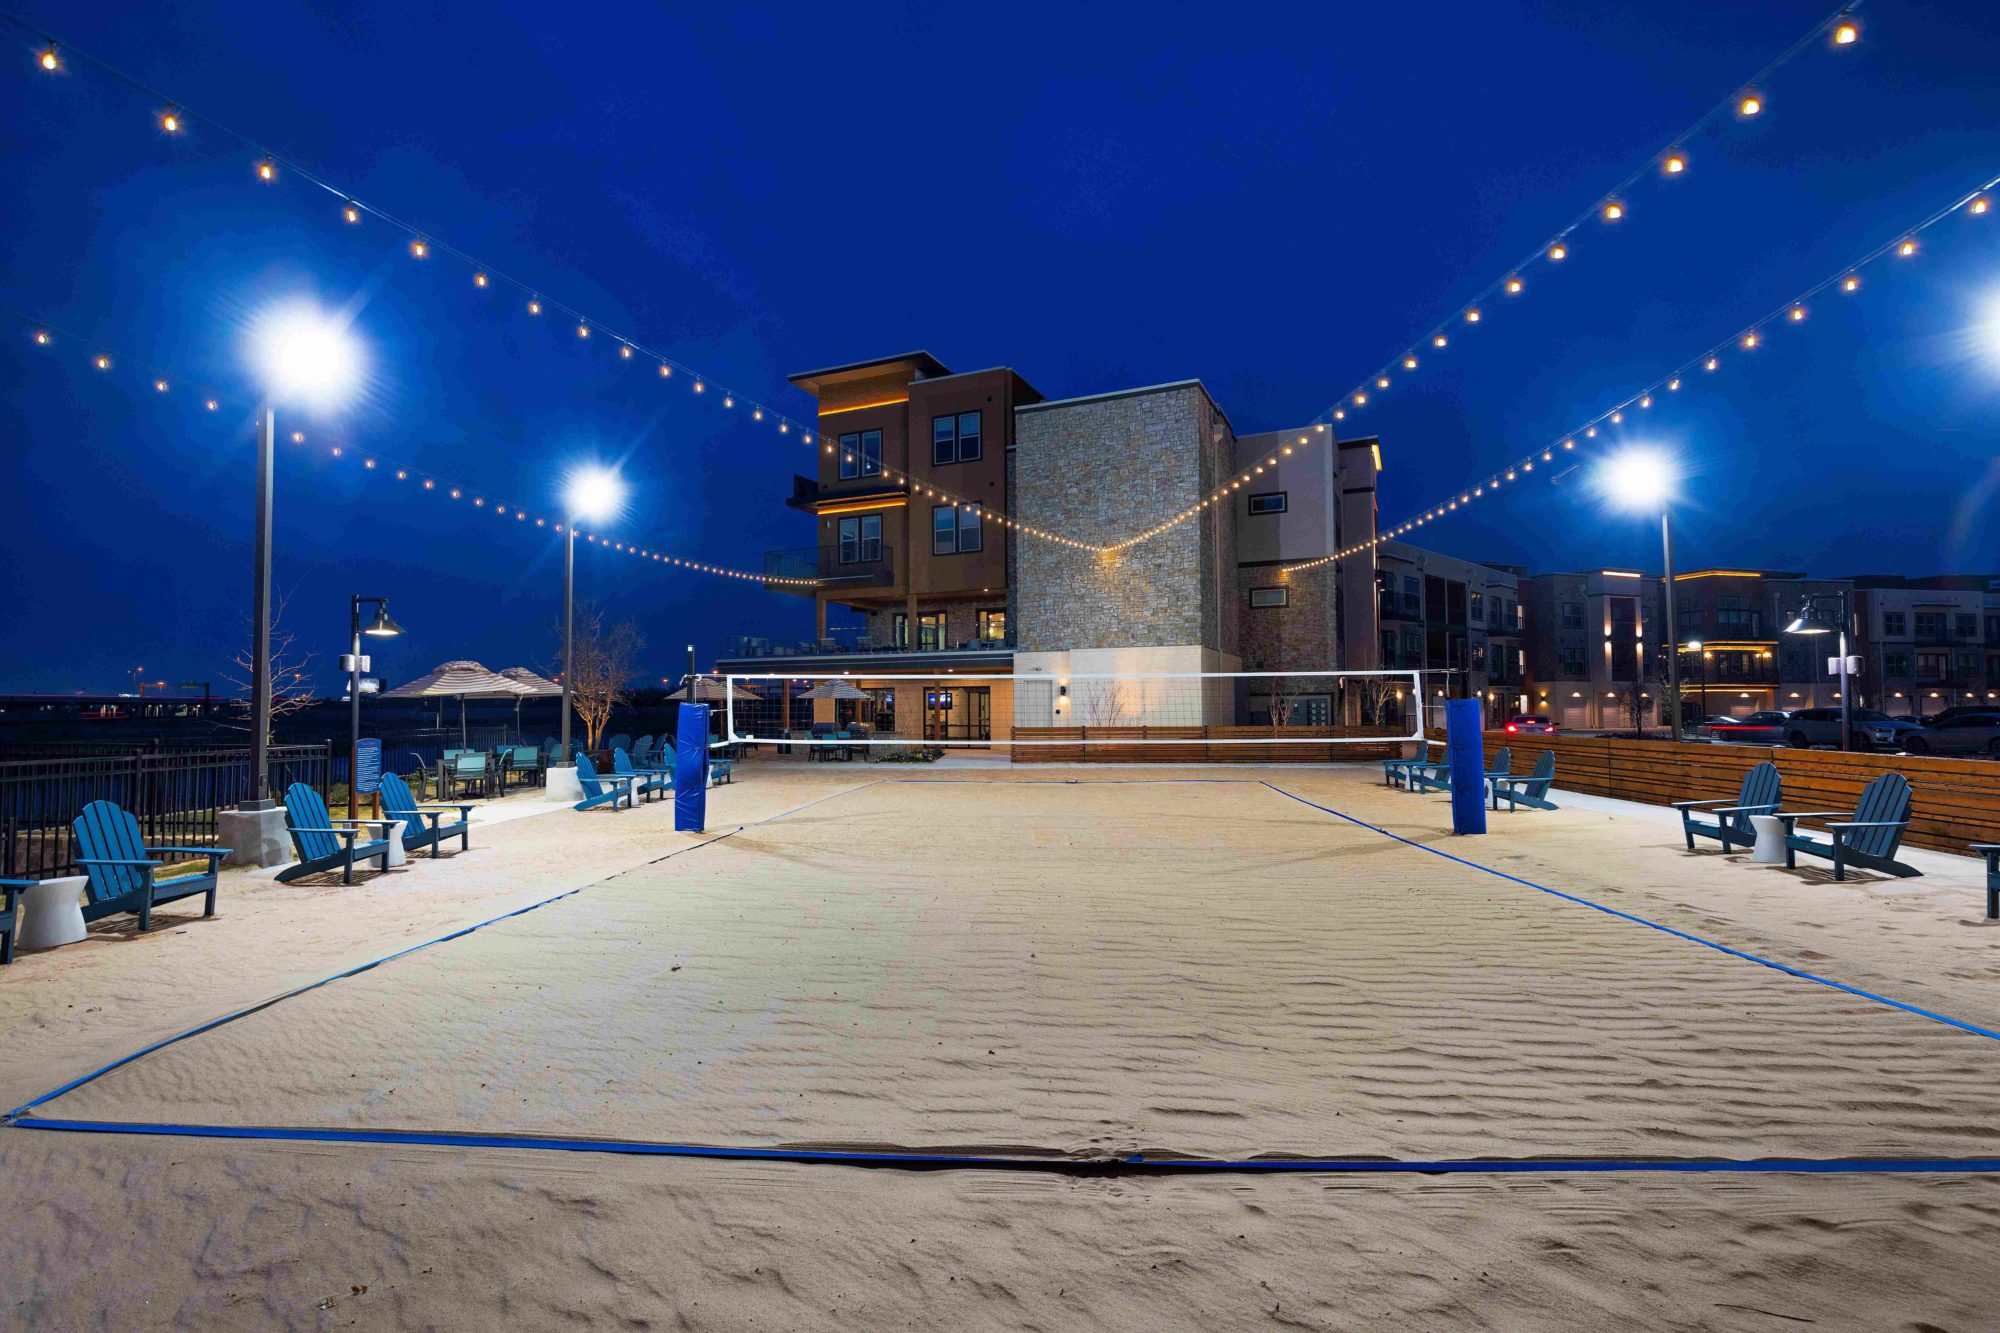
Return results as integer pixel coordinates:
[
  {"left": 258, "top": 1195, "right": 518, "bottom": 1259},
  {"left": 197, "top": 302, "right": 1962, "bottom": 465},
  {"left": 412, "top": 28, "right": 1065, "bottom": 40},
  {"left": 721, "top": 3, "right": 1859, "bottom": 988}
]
[
  {"left": 1489, "top": 751, "right": 1557, "bottom": 811},
  {"left": 709, "top": 756, "right": 734, "bottom": 785},
  {"left": 277, "top": 783, "right": 394, "bottom": 885},
  {"left": 1415, "top": 747, "right": 1509, "bottom": 795},
  {"left": 1382, "top": 740, "right": 1443, "bottom": 790},
  {"left": 572, "top": 752, "right": 635, "bottom": 812},
  {"left": 612, "top": 747, "right": 671, "bottom": 802},
  {"left": 71, "top": 800, "right": 227, "bottom": 931},
  {"left": 0, "top": 879, "right": 31, "bottom": 962},
  {"left": 631, "top": 734, "right": 656, "bottom": 764},
  {"left": 1673, "top": 761, "right": 1781, "bottom": 852},
  {"left": 1776, "top": 772, "right": 1918, "bottom": 881},
  {"left": 378, "top": 771, "right": 474, "bottom": 858},
  {"left": 606, "top": 733, "right": 633, "bottom": 757},
  {"left": 1974, "top": 844, "right": 2000, "bottom": 919}
]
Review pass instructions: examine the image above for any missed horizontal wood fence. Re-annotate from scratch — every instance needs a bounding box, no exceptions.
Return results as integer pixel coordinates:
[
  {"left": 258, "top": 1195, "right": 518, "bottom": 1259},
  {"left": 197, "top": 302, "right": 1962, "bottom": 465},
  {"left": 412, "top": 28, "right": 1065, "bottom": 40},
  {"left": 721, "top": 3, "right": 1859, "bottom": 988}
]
[
  {"left": 1009, "top": 726, "right": 1405, "bottom": 764},
  {"left": 1459, "top": 732, "right": 2000, "bottom": 855}
]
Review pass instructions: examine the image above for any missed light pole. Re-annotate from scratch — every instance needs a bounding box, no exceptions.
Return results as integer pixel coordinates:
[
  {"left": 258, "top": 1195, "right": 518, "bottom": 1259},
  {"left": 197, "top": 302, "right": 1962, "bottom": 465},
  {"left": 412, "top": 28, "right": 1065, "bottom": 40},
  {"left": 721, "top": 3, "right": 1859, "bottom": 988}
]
[
  {"left": 1685, "top": 641, "right": 1708, "bottom": 720},
  {"left": 346, "top": 597, "right": 403, "bottom": 818},
  {"left": 1784, "top": 592, "right": 1856, "bottom": 751},
  {"left": 128, "top": 665, "right": 144, "bottom": 695},
  {"left": 560, "top": 467, "right": 624, "bottom": 758},
  {"left": 686, "top": 643, "right": 697, "bottom": 693},
  {"left": 1599, "top": 448, "right": 1683, "bottom": 741},
  {"left": 246, "top": 305, "right": 361, "bottom": 808}
]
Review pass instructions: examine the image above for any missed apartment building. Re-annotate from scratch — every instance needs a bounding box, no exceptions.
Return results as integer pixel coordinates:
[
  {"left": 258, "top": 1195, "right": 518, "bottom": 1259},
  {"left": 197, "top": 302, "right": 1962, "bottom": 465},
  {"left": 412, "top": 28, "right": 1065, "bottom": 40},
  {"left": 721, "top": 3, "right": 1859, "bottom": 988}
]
[
  {"left": 1850, "top": 574, "right": 2000, "bottom": 716},
  {"left": 1670, "top": 570, "right": 1856, "bottom": 717},
  {"left": 1519, "top": 569, "right": 1669, "bottom": 729},
  {"left": 1374, "top": 542, "right": 1526, "bottom": 726}
]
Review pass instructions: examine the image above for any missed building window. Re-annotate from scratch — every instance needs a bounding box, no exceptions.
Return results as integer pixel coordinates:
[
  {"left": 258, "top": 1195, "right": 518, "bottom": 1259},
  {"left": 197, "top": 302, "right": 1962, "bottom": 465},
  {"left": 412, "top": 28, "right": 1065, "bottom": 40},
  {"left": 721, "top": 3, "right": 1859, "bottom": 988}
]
[
  {"left": 1470, "top": 642, "right": 1487, "bottom": 670},
  {"left": 1559, "top": 645, "right": 1585, "bottom": 675},
  {"left": 1716, "top": 596, "right": 1761, "bottom": 636},
  {"left": 932, "top": 504, "right": 981, "bottom": 555},
  {"left": 1883, "top": 651, "right": 1909, "bottom": 678},
  {"left": 1560, "top": 601, "right": 1583, "bottom": 630},
  {"left": 1247, "top": 492, "right": 1288, "bottom": 515},
  {"left": 836, "top": 513, "right": 881, "bottom": 563},
  {"left": 1957, "top": 613, "right": 1979, "bottom": 640},
  {"left": 1883, "top": 610, "right": 1907, "bottom": 636},
  {"left": 1248, "top": 587, "right": 1289, "bottom": 608},
  {"left": 1987, "top": 615, "right": 2000, "bottom": 645},
  {"left": 838, "top": 429, "right": 882, "bottom": 479},
  {"left": 1401, "top": 576, "right": 1421, "bottom": 614},
  {"left": 919, "top": 612, "right": 945, "bottom": 650},
  {"left": 977, "top": 609, "right": 1007, "bottom": 643},
  {"left": 1915, "top": 651, "right": 1948, "bottom": 682},
  {"left": 931, "top": 411, "right": 982, "bottom": 465},
  {"left": 1469, "top": 591, "right": 1484, "bottom": 624},
  {"left": 1380, "top": 630, "right": 1398, "bottom": 666},
  {"left": 1403, "top": 628, "right": 1422, "bottom": 658},
  {"left": 1915, "top": 611, "right": 1947, "bottom": 640}
]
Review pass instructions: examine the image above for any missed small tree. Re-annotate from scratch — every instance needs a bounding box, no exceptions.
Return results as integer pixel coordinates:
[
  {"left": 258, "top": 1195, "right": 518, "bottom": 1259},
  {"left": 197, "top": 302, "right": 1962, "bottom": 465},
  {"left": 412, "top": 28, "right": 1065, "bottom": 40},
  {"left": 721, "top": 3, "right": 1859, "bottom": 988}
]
[
  {"left": 1620, "top": 678, "right": 1651, "bottom": 739},
  {"left": 556, "top": 603, "right": 643, "bottom": 748},
  {"left": 221, "top": 592, "right": 317, "bottom": 743}
]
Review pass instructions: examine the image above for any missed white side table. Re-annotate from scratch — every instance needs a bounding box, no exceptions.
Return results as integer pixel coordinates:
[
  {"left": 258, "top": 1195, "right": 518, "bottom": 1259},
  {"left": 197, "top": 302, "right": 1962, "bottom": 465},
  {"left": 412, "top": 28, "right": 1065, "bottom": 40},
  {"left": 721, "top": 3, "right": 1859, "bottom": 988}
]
[
  {"left": 1749, "top": 814, "right": 1786, "bottom": 865},
  {"left": 17, "top": 874, "right": 88, "bottom": 949},
  {"left": 381, "top": 819, "right": 407, "bottom": 868}
]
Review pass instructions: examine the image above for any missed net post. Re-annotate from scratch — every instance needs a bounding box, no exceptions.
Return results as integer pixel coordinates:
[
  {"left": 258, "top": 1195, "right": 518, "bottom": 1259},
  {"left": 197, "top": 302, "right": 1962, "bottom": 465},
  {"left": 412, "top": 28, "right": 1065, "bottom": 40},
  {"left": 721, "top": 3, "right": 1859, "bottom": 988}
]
[{"left": 1446, "top": 697, "right": 1487, "bottom": 835}]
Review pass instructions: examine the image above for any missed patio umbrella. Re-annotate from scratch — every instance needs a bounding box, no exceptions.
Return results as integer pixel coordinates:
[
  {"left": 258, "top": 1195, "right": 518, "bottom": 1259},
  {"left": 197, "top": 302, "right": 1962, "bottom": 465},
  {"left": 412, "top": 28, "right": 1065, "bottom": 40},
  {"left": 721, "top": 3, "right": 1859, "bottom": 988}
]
[
  {"left": 379, "top": 660, "right": 520, "bottom": 746},
  {"left": 498, "top": 667, "right": 564, "bottom": 741},
  {"left": 795, "top": 679, "right": 869, "bottom": 700},
  {"left": 664, "top": 677, "right": 763, "bottom": 703}
]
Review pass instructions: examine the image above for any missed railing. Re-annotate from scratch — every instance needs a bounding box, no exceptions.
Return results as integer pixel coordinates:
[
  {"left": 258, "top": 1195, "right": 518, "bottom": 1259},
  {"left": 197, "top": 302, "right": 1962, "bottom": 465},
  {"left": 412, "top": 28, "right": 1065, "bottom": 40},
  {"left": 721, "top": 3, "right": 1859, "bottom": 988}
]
[
  {"left": 0, "top": 743, "right": 329, "bottom": 878},
  {"left": 763, "top": 543, "right": 896, "bottom": 592},
  {"left": 722, "top": 634, "right": 1016, "bottom": 660}
]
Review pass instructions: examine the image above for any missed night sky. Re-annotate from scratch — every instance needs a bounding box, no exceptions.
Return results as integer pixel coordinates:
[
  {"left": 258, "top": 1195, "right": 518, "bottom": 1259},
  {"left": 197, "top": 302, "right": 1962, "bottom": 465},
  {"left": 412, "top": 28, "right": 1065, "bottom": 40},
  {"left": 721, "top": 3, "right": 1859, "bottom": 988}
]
[{"left": 3, "top": 1, "right": 1997, "bottom": 696}]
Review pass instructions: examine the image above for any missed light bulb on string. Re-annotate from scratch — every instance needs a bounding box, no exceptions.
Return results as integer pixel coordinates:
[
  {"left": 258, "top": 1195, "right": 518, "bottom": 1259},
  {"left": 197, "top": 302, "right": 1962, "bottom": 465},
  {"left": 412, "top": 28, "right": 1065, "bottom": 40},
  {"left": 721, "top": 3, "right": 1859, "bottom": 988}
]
[
  {"left": 344, "top": 203, "right": 360, "bottom": 224},
  {"left": 1664, "top": 152, "right": 1687, "bottom": 175},
  {"left": 40, "top": 46, "right": 58, "bottom": 71}
]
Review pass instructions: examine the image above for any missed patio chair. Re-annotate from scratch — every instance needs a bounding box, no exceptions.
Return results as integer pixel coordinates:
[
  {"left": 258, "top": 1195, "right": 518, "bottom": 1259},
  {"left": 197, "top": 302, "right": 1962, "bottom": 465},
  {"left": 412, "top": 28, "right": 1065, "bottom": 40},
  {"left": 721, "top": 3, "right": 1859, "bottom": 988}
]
[
  {"left": 607, "top": 733, "right": 633, "bottom": 757},
  {"left": 709, "top": 756, "right": 734, "bottom": 785},
  {"left": 0, "top": 879, "right": 31, "bottom": 962},
  {"left": 443, "top": 752, "right": 490, "bottom": 800},
  {"left": 503, "top": 745, "right": 544, "bottom": 792},
  {"left": 276, "top": 783, "right": 394, "bottom": 885},
  {"left": 1672, "top": 761, "right": 1780, "bottom": 853},
  {"left": 572, "top": 752, "right": 636, "bottom": 812},
  {"left": 378, "top": 771, "right": 474, "bottom": 859},
  {"left": 632, "top": 734, "right": 656, "bottom": 764},
  {"left": 71, "top": 799, "right": 228, "bottom": 931},
  {"left": 1775, "top": 772, "right": 1918, "bottom": 881},
  {"left": 612, "top": 746, "right": 671, "bottom": 802},
  {"left": 1414, "top": 746, "right": 1509, "bottom": 795},
  {"left": 1489, "top": 751, "right": 1557, "bottom": 812},
  {"left": 1975, "top": 843, "right": 2000, "bottom": 919}
]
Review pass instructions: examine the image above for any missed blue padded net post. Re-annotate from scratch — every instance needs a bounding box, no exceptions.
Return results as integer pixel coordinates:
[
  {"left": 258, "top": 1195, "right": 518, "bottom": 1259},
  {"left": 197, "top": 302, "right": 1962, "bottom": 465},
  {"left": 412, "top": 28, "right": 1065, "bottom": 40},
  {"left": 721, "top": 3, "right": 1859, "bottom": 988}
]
[
  {"left": 1445, "top": 697, "right": 1487, "bottom": 836},
  {"left": 674, "top": 703, "right": 710, "bottom": 833}
]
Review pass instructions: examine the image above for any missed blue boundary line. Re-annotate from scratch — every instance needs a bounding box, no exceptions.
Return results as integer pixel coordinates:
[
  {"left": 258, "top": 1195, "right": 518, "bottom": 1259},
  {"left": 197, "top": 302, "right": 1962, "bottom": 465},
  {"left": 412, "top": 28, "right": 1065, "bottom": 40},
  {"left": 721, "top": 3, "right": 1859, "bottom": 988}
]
[
  {"left": 2, "top": 779, "right": 883, "bottom": 1121},
  {"left": 1260, "top": 781, "right": 2000, "bottom": 1045},
  {"left": 13, "top": 1118, "right": 2000, "bottom": 1175}
]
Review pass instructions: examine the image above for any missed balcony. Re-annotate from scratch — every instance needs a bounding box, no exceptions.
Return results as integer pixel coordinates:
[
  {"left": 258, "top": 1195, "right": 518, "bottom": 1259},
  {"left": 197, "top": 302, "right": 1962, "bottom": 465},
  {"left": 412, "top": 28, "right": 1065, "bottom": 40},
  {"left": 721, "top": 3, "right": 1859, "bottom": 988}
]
[
  {"left": 785, "top": 473, "right": 905, "bottom": 513},
  {"left": 764, "top": 543, "right": 896, "bottom": 596}
]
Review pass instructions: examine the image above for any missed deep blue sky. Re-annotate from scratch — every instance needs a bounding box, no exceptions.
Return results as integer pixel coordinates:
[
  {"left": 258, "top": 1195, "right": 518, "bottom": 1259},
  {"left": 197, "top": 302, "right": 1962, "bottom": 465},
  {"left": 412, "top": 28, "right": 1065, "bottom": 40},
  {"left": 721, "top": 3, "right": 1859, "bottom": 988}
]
[{"left": 3, "top": 1, "right": 1997, "bottom": 694}]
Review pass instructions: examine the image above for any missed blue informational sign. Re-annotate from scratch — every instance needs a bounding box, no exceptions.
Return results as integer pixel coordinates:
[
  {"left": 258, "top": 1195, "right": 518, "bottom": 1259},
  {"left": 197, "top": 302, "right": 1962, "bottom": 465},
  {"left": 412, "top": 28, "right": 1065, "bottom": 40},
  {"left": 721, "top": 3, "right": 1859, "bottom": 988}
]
[
  {"left": 674, "top": 704, "right": 710, "bottom": 833},
  {"left": 355, "top": 738, "right": 382, "bottom": 796}
]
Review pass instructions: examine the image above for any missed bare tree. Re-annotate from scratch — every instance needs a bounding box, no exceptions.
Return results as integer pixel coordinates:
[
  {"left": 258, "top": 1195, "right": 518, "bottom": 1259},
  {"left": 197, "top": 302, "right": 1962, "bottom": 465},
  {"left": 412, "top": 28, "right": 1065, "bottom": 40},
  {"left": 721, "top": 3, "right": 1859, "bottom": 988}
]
[
  {"left": 1620, "top": 678, "right": 1652, "bottom": 739},
  {"left": 555, "top": 603, "right": 643, "bottom": 749},
  {"left": 221, "top": 592, "right": 317, "bottom": 742}
]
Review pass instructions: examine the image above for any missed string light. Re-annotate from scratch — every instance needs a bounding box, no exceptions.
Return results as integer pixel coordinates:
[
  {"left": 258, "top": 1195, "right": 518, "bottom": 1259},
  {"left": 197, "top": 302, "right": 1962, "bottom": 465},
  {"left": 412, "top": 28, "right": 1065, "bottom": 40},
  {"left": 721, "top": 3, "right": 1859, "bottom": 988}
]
[
  {"left": 410, "top": 238, "right": 428, "bottom": 259},
  {"left": 159, "top": 109, "right": 179, "bottom": 133},
  {"left": 1833, "top": 21, "right": 1858, "bottom": 45},
  {"left": 1664, "top": 152, "right": 1687, "bottom": 175},
  {"left": 39, "top": 46, "right": 57, "bottom": 71},
  {"left": 527, "top": 297, "right": 541, "bottom": 315},
  {"left": 1899, "top": 239, "right": 1917, "bottom": 257},
  {"left": 1971, "top": 198, "right": 1991, "bottom": 216},
  {"left": 1505, "top": 278, "right": 1523, "bottom": 295},
  {"left": 1548, "top": 242, "right": 1568, "bottom": 261},
  {"left": 94, "top": 355, "right": 109, "bottom": 370},
  {"left": 153, "top": 378, "right": 167, "bottom": 392},
  {"left": 343, "top": 202, "right": 360, "bottom": 224},
  {"left": 1602, "top": 201, "right": 1624, "bottom": 221},
  {"left": 473, "top": 272, "right": 488, "bottom": 287},
  {"left": 1738, "top": 94, "right": 1763, "bottom": 117},
  {"left": 256, "top": 160, "right": 275, "bottom": 182},
  {"left": 33, "top": 330, "right": 49, "bottom": 346}
]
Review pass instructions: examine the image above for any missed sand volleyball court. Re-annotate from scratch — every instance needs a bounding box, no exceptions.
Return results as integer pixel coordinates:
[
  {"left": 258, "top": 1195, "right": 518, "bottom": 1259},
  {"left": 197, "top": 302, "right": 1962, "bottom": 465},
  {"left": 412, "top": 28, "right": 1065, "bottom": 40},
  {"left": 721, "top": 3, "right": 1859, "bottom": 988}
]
[{"left": 20, "top": 774, "right": 2000, "bottom": 1167}]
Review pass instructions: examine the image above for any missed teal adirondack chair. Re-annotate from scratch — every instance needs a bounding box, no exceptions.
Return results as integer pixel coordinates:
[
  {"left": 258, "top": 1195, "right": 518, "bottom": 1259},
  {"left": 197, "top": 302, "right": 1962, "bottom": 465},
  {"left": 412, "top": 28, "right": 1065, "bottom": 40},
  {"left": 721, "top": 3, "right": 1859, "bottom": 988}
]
[
  {"left": 1382, "top": 740, "right": 1444, "bottom": 790},
  {"left": 277, "top": 783, "right": 394, "bottom": 884},
  {"left": 71, "top": 800, "right": 227, "bottom": 931},
  {"left": 1673, "top": 761, "right": 1780, "bottom": 852},
  {"left": 1777, "top": 771, "right": 1917, "bottom": 881},
  {"left": 1489, "top": 751, "right": 1557, "bottom": 811},
  {"left": 606, "top": 733, "right": 633, "bottom": 757},
  {"left": 572, "top": 752, "right": 635, "bottom": 812},
  {"left": 1415, "top": 746, "right": 1510, "bottom": 795},
  {"left": 708, "top": 756, "right": 734, "bottom": 785},
  {"left": 613, "top": 747, "right": 671, "bottom": 802},
  {"left": 631, "top": 734, "right": 656, "bottom": 764},
  {"left": 378, "top": 771, "right": 474, "bottom": 858},
  {"left": 0, "top": 879, "right": 33, "bottom": 961}
]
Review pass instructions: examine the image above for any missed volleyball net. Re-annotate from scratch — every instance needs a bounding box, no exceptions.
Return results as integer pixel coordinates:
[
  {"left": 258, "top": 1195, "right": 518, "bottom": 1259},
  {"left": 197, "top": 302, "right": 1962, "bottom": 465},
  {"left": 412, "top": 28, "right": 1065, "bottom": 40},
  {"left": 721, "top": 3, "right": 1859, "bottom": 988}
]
[{"left": 719, "top": 669, "right": 1429, "bottom": 751}]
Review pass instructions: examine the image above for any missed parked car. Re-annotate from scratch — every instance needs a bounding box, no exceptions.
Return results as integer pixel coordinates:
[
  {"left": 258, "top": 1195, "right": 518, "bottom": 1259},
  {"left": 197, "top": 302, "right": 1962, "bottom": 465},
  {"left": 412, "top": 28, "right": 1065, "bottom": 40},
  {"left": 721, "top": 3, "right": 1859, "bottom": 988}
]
[
  {"left": 1503, "top": 714, "right": 1558, "bottom": 734},
  {"left": 1921, "top": 705, "right": 2000, "bottom": 727},
  {"left": 1903, "top": 712, "right": 2000, "bottom": 757},
  {"left": 1782, "top": 707, "right": 1925, "bottom": 752},
  {"left": 1701, "top": 711, "right": 1792, "bottom": 745}
]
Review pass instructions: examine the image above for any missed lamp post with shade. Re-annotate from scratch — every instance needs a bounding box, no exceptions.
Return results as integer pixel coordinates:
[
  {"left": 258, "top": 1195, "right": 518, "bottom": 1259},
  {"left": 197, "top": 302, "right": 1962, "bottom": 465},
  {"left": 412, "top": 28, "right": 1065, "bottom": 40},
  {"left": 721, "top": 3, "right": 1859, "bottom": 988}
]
[
  {"left": 1784, "top": 592, "right": 1856, "bottom": 751},
  {"left": 345, "top": 597, "right": 402, "bottom": 818},
  {"left": 1598, "top": 449, "right": 1684, "bottom": 741}
]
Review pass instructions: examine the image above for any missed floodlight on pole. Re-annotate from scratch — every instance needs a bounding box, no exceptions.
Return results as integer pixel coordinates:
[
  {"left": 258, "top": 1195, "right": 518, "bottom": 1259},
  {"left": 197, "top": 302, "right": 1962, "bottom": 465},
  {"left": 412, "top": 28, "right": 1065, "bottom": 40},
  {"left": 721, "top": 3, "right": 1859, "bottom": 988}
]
[
  {"left": 1784, "top": 592, "right": 1856, "bottom": 749},
  {"left": 238, "top": 304, "right": 365, "bottom": 811},
  {"left": 560, "top": 467, "right": 626, "bottom": 756},
  {"left": 1597, "top": 447, "right": 1684, "bottom": 740}
]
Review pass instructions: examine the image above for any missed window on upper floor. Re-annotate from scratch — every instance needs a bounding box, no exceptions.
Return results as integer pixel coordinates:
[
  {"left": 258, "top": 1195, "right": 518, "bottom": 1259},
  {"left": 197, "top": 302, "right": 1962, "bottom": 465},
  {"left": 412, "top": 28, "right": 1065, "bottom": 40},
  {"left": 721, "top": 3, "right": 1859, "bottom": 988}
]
[
  {"left": 1248, "top": 587, "right": 1289, "bottom": 608},
  {"left": 1916, "top": 611, "right": 1947, "bottom": 640},
  {"left": 932, "top": 503, "right": 981, "bottom": 555},
  {"left": 1956, "top": 613, "right": 1979, "bottom": 640},
  {"left": 1401, "top": 576, "right": 1421, "bottom": 614},
  {"left": 1469, "top": 591, "right": 1484, "bottom": 624},
  {"left": 1560, "top": 601, "right": 1583, "bottom": 630},
  {"left": 977, "top": 609, "right": 1008, "bottom": 643},
  {"left": 1883, "top": 651, "right": 1910, "bottom": 678},
  {"left": 1247, "top": 492, "right": 1287, "bottom": 515},
  {"left": 1380, "top": 630, "right": 1398, "bottom": 666},
  {"left": 836, "top": 514, "right": 882, "bottom": 564},
  {"left": 1559, "top": 644, "right": 1585, "bottom": 675},
  {"left": 1987, "top": 615, "right": 2000, "bottom": 645},
  {"left": 1883, "top": 610, "right": 1907, "bottom": 636},
  {"left": 932, "top": 412, "right": 982, "bottom": 465},
  {"left": 839, "top": 429, "right": 882, "bottom": 479}
]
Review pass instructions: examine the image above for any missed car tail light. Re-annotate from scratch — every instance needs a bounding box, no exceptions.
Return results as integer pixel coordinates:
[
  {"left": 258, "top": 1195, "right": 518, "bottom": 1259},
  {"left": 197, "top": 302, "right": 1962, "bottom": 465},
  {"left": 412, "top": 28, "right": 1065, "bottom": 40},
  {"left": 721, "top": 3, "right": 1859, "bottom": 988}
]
[
  {"left": 1547, "top": 724, "right": 1557, "bottom": 731},
  {"left": 1506, "top": 724, "right": 1518, "bottom": 732}
]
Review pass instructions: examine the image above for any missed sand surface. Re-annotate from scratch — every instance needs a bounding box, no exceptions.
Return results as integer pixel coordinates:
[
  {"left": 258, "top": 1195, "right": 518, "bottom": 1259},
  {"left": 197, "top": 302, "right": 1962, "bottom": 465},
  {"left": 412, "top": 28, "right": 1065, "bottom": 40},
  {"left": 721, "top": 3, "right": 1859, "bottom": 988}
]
[{"left": 7, "top": 764, "right": 2000, "bottom": 1329}]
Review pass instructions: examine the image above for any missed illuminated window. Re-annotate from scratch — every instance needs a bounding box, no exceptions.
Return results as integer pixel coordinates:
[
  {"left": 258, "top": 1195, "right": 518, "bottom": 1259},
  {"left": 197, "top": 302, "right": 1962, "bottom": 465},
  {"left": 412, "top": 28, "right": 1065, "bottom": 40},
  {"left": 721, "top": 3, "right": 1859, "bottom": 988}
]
[
  {"left": 1248, "top": 587, "right": 1289, "bottom": 608},
  {"left": 1247, "top": 492, "right": 1288, "bottom": 515}
]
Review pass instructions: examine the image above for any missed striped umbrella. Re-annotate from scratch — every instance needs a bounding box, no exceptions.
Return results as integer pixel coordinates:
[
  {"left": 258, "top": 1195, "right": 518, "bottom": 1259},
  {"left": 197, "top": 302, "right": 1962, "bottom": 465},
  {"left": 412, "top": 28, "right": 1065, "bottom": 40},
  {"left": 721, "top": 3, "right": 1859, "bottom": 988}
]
[{"left": 380, "top": 660, "right": 520, "bottom": 746}]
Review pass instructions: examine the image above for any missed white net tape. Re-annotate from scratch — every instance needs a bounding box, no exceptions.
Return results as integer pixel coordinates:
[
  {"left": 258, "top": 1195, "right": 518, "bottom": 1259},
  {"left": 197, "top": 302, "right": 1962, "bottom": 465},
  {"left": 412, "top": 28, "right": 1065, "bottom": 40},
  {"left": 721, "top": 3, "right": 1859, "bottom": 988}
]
[{"left": 720, "top": 670, "right": 1427, "bottom": 748}]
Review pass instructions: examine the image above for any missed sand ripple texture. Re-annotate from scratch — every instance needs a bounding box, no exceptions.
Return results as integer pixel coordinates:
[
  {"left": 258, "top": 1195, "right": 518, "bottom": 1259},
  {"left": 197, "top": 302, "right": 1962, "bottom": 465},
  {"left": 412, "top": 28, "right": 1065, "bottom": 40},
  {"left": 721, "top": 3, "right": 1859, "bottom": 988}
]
[{"left": 35, "top": 778, "right": 2000, "bottom": 1163}]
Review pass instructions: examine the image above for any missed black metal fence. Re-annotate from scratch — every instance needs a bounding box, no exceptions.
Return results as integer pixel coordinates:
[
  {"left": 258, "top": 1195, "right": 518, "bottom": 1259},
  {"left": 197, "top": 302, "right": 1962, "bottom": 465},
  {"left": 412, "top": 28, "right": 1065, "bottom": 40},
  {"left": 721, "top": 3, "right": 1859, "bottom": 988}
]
[{"left": 0, "top": 743, "right": 329, "bottom": 878}]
